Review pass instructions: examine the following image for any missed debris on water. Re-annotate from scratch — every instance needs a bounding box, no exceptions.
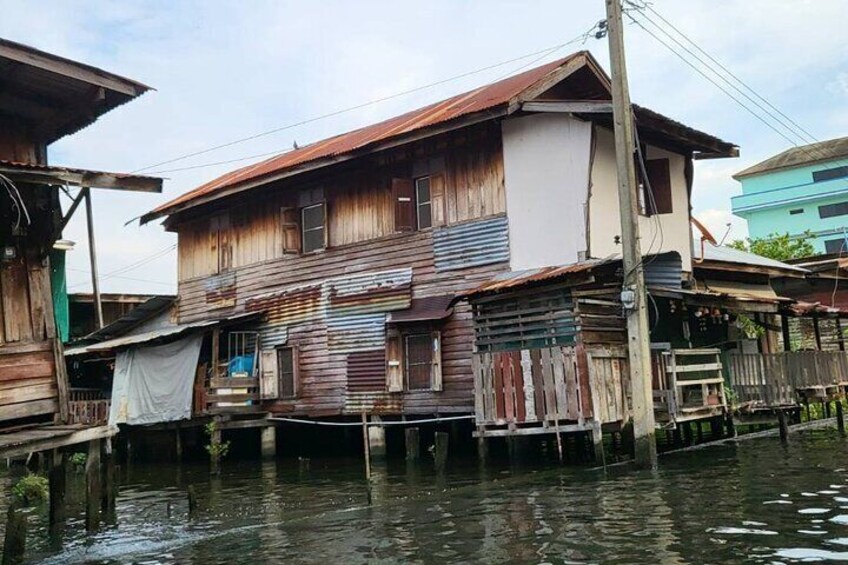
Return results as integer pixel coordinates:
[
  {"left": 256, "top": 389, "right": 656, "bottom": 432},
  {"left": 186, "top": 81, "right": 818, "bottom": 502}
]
[
  {"left": 707, "top": 527, "right": 779, "bottom": 536},
  {"left": 764, "top": 500, "right": 793, "bottom": 505},
  {"left": 798, "top": 508, "right": 830, "bottom": 515}
]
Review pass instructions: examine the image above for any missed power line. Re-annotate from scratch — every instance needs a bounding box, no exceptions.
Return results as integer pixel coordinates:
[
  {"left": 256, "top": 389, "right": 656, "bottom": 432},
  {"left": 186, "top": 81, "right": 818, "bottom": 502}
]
[
  {"left": 140, "top": 20, "right": 608, "bottom": 177},
  {"left": 66, "top": 267, "right": 174, "bottom": 289}
]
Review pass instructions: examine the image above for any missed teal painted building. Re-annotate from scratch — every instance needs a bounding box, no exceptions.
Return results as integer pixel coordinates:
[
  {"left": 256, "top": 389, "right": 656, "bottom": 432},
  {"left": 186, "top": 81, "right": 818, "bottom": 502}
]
[{"left": 731, "top": 137, "right": 848, "bottom": 255}]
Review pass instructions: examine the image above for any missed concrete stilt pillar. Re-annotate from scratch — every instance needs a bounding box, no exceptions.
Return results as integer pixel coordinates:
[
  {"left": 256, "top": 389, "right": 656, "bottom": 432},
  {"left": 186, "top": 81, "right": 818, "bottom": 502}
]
[
  {"left": 368, "top": 416, "right": 386, "bottom": 459},
  {"left": 2, "top": 503, "right": 26, "bottom": 565},
  {"left": 405, "top": 427, "right": 420, "bottom": 461},
  {"left": 260, "top": 426, "right": 277, "bottom": 459},
  {"left": 434, "top": 431, "right": 449, "bottom": 472},
  {"left": 476, "top": 435, "right": 488, "bottom": 463},
  {"left": 592, "top": 422, "right": 605, "bottom": 465},
  {"left": 85, "top": 439, "right": 102, "bottom": 532}
]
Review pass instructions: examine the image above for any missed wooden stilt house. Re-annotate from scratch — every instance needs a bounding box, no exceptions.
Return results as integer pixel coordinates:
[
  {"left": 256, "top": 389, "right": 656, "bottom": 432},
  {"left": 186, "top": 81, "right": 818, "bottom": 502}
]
[{"left": 0, "top": 38, "right": 161, "bottom": 432}]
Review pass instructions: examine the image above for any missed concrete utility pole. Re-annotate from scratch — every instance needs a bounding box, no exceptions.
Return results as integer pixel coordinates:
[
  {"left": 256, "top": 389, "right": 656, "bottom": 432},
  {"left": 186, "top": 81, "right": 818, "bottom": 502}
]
[
  {"left": 604, "top": 0, "right": 657, "bottom": 468},
  {"left": 83, "top": 188, "right": 105, "bottom": 330}
]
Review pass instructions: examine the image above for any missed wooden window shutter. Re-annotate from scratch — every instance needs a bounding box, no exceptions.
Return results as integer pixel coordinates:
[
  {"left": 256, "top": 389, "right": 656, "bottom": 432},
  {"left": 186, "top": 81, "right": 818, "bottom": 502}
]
[
  {"left": 429, "top": 173, "right": 446, "bottom": 227},
  {"left": 386, "top": 330, "right": 404, "bottom": 392},
  {"left": 392, "top": 178, "right": 415, "bottom": 232},
  {"left": 281, "top": 207, "right": 301, "bottom": 254},
  {"left": 259, "top": 349, "right": 279, "bottom": 400},
  {"left": 430, "top": 330, "right": 443, "bottom": 391},
  {"left": 645, "top": 158, "right": 672, "bottom": 215}
]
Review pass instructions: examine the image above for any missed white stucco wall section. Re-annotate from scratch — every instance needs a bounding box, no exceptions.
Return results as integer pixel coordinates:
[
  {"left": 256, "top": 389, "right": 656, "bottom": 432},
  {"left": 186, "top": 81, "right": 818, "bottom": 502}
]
[
  {"left": 502, "top": 113, "right": 592, "bottom": 271},
  {"left": 589, "top": 127, "right": 693, "bottom": 271}
]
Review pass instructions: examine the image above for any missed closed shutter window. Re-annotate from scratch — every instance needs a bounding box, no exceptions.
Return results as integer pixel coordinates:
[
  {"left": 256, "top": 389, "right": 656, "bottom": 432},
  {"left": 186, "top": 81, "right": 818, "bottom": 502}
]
[
  {"left": 415, "top": 177, "right": 432, "bottom": 230},
  {"left": 405, "top": 334, "right": 433, "bottom": 390},
  {"left": 644, "top": 158, "right": 672, "bottom": 215},
  {"left": 277, "top": 346, "right": 298, "bottom": 398}
]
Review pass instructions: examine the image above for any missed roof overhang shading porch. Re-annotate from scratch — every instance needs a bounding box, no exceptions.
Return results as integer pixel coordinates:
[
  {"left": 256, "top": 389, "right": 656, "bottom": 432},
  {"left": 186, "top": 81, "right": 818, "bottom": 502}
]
[
  {"left": 386, "top": 295, "right": 454, "bottom": 323},
  {"left": 0, "top": 160, "right": 162, "bottom": 193}
]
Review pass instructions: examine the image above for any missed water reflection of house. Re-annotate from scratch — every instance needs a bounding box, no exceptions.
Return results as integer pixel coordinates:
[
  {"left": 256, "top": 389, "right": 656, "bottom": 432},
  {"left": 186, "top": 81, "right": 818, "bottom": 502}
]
[
  {"left": 0, "top": 38, "right": 162, "bottom": 457},
  {"left": 137, "top": 51, "right": 740, "bottom": 444}
]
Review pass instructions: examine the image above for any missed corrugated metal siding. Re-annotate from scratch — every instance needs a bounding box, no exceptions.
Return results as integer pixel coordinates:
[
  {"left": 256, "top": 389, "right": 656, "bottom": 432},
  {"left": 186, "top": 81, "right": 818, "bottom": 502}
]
[
  {"left": 326, "top": 268, "right": 412, "bottom": 316},
  {"left": 205, "top": 271, "right": 236, "bottom": 304},
  {"left": 344, "top": 392, "right": 402, "bottom": 415},
  {"left": 645, "top": 253, "right": 683, "bottom": 288},
  {"left": 246, "top": 283, "right": 324, "bottom": 325},
  {"left": 327, "top": 313, "right": 386, "bottom": 353},
  {"left": 433, "top": 215, "right": 510, "bottom": 272},
  {"left": 346, "top": 349, "right": 386, "bottom": 392}
]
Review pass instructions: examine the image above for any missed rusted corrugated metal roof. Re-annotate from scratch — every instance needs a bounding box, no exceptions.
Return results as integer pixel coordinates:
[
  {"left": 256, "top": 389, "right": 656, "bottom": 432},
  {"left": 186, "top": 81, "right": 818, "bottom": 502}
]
[
  {"left": 387, "top": 295, "right": 454, "bottom": 323},
  {"left": 142, "top": 53, "right": 589, "bottom": 222},
  {"left": 456, "top": 258, "right": 616, "bottom": 300}
]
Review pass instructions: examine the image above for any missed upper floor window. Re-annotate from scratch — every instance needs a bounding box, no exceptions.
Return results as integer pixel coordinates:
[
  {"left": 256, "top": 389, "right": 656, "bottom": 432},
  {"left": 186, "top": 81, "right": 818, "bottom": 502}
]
[
  {"left": 813, "top": 166, "right": 848, "bottom": 183},
  {"left": 825, "top": 238, "right": 846, "bottom": 254},
  {"left": 301, "top": 202, "right": 326, "bottom": 253},
  {"left": 819, "top": 201, "right": 848, "bottom": 219},
  {"left": 415, "top": 177, "right": 432, "bottom": 230},
  {"left": 639, "top": 158, "right": 673, "bottom": 216}
]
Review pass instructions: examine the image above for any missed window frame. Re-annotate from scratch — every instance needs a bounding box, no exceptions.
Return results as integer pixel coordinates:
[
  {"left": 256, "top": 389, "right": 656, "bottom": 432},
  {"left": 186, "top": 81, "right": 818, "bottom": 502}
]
[
  {"left": 301, "top": 202, "right": 326, "bottom": 254},
  {"left": 414, "top": 176, "right": 433, "bottom": 230},
  {"left": 818, "top": 201, "right": 848, "bottom": 220},
  {"left": 813, "top": 166, "right": 848, "bottom": 183},
  {"left": 277, "top": 345, "right": 298, "bottom": 399},
  {"left": 404, "top": 333, "right": 434, "bottom": 391}
]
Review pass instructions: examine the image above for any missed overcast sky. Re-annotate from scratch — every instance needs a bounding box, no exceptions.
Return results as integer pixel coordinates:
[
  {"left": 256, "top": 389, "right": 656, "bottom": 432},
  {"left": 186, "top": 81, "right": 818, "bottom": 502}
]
[{"left": 2, "top": 0, "right": 846, "bottom": 295}]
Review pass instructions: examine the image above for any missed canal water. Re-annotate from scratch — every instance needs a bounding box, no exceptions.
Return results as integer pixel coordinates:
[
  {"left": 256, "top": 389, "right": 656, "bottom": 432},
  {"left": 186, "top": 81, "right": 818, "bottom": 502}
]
[{"left": 3, "top": 427, "right": 848, "bottom": 564}]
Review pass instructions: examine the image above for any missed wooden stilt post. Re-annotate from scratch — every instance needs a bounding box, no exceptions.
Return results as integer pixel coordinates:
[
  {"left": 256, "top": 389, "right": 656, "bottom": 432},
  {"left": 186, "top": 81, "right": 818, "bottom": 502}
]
[
  {"left": 47, "top": 449, "right": 66, "bottom": 537},
  {"left": 83, "top": 188, "right": 104, "bottom": 330},
  {"left": 725, "top": 414, "right": 737, "bottom": 438},
  {"left": 187, "top": 485, "right": 197, "bottom": 518},
  {"left": 696, "top": 421, "right": 704, "bottom": 444},
  {"left": 2, "top": 504, "right": 26, "bottom": 565},
  {"left": 85, "top": 439, "right": 102, "bottom": 532},
  {"left": 361, "top": 412, "right": 371, "bottom": 481},
  {"left": 175, "top": 425, "right": 183, "bottom": 461},
  {"left": 434, "top": 431, "right": 449, "bottom": 472},
  {"left": 777, "top": 410, "right": 789, "bottom": 444},
  {"left": 477, "top": 435, "right": 488, "bottom": 463},
  {"left": 101, "top": 439, "right": 116, "bottom": 523},
  {"left": 260, "top": 426, "right": 276, "bottom": 459},
  {"left": 405, "top": 427, "right": 420, "bottom": 461},
  {"left": 553, "top": 417, "right": 564, "bottom": 464},
  {"left": 825, "top": 400, "right": 832, "bottom": 419},
  {"left": 837, "top": 401, "right": 845, "bottom": 436}
]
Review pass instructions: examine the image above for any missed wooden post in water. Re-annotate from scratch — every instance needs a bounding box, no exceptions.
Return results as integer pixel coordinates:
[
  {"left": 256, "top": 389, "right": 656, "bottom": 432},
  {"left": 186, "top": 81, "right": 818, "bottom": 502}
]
[
  {"left": 47, "top": 449, "right": 66, "bottom": 536},
  {"left": 101, "top": 439, "right": 116, "bottom": 523},
  {"left": 825, "top": 400, "right": 832, "bottom": 419},
  {"left": 591, "top": 421, "right": 605, "bottom": 466},
  {"left": 777, "top": 410, "right": 789, "bottom": 444},
  {"left": 553, "top": 417, "right": 564, "bottom": 463},
  {"left": 476, "top": 435, "right": 488, "bottom": 463},
  {"left": 361, "top": 412, "right": 371, "bottom": 481},
  {"left": 187, "top": 485, "right": 197, "bottom": 517},
  {"left": 837, "top": 401, "right": 845, "bottom": 436},
  {"left": 405, "top": 427, "right": 420, "bottom": 461},
  {"left": 175, "top": 425, "right": 183, "bottom": 461},
  {"left": 85, "top": 439, "right": 102, "bottom": 532},
  {"left": 260, "top": 426, "right": 277, "bottom": 459},
  {"left": 725, "top": 414, "right": 737, "bottom": 438},
  {"left": 2, "top": 503, "right": 26, "bottom": 565},
  {"left": 434, "top": 431, "right": 449, "bottom": 472}
]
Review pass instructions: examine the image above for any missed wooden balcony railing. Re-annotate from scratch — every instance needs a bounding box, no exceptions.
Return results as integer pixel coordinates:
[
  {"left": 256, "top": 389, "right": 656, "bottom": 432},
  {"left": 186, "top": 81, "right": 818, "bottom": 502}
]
[
  {"left": 68, "top": 388, "right": 110, "bottom": 425},
  {"left": 726, "top": 351, "right": 848, "bottom": 409},
  {"left": 652, "top": 348, "right": 726, "bottom": 425},
  {"left": 206, "top": 377, "right": 261, "bottom": 414}
]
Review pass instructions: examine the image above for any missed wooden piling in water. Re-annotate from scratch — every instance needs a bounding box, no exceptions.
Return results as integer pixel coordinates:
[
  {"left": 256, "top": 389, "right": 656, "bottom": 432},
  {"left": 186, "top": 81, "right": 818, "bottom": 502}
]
[
  {"left": 187, "top": 485, "right": 197, "bottom": 517},
  {"left": 591, "top": 422, "right": 605, "bottom": 465},
  {"left": 47, "top": 449, "right": 66, "bottom": 535},
  {"left": 476, "top": 435, "right": 488, "bottom": 463},
  {"left": 777, "top": 410, "right": 789, "bottom": 444},
  {"left": 361, "top": 412, "right": 371, "bottom": 482},
  {"left": 725, "top": 414, "right": 737, "bottom": 438},
  {"left": 434, "top": 431, "right": 449, "bottom": 472},
  {"left": 2, "top": 503, "right": 26, "bottom": 565},
  {"left": 837, "top": 401, "right": 845, "bottom": 436},
  {"left": 405, "top": 427, "right": 420, "bottom": 461},
  {"left": 85, "top": 439, "right": 102, "bottom": 532},
  {"left": 101, "top": 439, "right": 116, "bottom": 523}
]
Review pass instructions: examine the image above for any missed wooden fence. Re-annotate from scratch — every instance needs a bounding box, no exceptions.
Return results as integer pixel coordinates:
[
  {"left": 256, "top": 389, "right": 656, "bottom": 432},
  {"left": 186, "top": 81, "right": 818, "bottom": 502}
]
[
  {"left": 472, "top": 345, "right": 628, "bottom": 436},
  {"left": 726, "top": 351, "right": 848, "bottom": 409}
]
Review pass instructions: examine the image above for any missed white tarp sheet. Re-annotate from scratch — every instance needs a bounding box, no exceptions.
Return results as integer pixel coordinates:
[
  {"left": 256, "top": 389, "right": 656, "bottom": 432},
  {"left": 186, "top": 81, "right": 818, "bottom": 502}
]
[{"left": 109, "top": 334, "right": 203, "bottom": 426}]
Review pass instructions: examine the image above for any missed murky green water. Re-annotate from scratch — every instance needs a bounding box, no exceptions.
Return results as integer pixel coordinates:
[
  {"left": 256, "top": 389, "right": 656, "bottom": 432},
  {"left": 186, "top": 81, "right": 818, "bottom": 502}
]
[{"left": 4, "top": 428, "right": 848, "bottom": 563}]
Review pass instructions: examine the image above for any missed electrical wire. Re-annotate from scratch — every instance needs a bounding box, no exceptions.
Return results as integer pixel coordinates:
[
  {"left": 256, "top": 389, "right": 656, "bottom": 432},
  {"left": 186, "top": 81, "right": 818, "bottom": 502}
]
[
  {"left": 133, "top": 27, "right": 606, "bottom": 176},
  {"left": 66, "top": 267, "right": 175, "bottom": 289},
  {"left": 0, "top": 172, "right": 31, "bottom": 230}
]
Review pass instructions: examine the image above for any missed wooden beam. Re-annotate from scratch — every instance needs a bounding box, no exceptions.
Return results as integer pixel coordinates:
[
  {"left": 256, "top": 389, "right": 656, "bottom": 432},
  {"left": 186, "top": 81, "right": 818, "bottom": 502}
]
[
  {"left": 0, "top": 425, "right": 118, "bottom": 459},
  {"left": 57, "top": 187, "right": 87, "bottom": 234},
  {"left": 0, "top": 167, "right": 162, "bottom": 193},
  {"left": 0, "top": 41, "right": 146, "bottom": 97},
  {"left": 522, "top": 100, "right": 613, "bottom": 114}
]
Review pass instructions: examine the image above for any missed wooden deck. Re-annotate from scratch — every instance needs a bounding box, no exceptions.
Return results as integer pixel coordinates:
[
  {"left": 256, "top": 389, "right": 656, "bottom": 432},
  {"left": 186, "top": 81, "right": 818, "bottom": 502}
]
[{"left": 0, "top": 424, "right": 117, "bottom": 459}]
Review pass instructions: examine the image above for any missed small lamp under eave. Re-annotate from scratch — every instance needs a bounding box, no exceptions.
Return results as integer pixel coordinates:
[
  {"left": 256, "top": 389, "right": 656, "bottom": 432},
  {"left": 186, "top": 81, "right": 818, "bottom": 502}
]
[{"left": 53, "top": 239, "right": 76, "bottom": 251}]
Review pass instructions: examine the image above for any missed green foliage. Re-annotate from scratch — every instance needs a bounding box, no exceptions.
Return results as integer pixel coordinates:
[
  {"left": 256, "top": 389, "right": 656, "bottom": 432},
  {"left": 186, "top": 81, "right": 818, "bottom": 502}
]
[
  {"left": 204, "top": 421, "right": 230, "bottom": 460},
  {"left": 728, "top": 231, "right": 815, "bottom": 262},
  {"left": 69, "top": 452, "right": 87, "bottom": 473},
  {"left": 736, "top": 314, "right": 766, "bottom": 339},
  {"left": 12, "top": 474, "right": 48, "bottom": 506}
]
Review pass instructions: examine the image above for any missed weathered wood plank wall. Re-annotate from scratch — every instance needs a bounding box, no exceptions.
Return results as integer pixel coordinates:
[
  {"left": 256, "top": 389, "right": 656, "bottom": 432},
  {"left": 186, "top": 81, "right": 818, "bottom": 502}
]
[{"left": 175, "top": 123, "right": 508, "bottom": 417}]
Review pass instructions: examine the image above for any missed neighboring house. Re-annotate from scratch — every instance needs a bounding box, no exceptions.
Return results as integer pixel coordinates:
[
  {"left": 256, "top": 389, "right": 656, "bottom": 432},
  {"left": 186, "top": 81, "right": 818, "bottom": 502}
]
[
  {"left": 68, "top": 292, "right": 163, "bottom": 342},
  {"left": 0, "top": 38, "right": 161, "bottom": 431},
  {"left": 731, "top": 136, "right": 848, "bottom": 254},
  {"left": 140, "top": 51, "right": 736, "bottom": 423}
]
